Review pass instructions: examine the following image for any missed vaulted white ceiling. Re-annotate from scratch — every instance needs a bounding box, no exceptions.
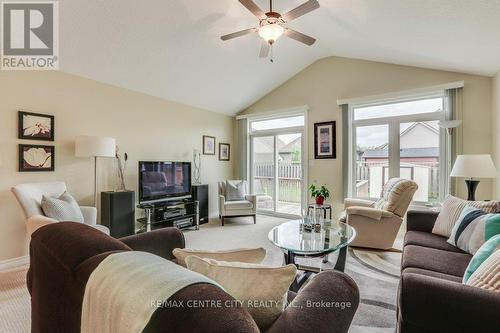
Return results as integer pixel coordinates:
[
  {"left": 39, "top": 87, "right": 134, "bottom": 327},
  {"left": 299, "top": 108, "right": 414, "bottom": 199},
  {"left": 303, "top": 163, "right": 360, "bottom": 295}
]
[{"left": 60, "top": 0, "right": 500, "bottom": 115}]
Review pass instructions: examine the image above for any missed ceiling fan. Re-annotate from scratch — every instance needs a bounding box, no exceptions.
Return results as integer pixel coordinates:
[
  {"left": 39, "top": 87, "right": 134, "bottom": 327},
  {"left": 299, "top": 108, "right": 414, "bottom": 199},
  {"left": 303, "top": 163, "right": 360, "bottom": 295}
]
[{"left": 221, "top": 0, "right": 320, "bottom": 61}]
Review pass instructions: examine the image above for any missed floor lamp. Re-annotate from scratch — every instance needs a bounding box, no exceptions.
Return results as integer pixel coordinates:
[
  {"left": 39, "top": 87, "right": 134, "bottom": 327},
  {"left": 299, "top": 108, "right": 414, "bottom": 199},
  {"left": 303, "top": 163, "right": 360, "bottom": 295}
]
[{"left": 75, "top": 136, "right": 116, "bottom": 206}]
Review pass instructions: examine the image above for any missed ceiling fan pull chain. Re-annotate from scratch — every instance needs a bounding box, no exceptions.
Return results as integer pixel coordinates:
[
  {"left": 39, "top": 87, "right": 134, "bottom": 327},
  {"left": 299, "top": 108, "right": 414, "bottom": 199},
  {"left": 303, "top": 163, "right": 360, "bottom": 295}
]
[{"left": 270, "top": 44, "right": 274, "bottom": 63}]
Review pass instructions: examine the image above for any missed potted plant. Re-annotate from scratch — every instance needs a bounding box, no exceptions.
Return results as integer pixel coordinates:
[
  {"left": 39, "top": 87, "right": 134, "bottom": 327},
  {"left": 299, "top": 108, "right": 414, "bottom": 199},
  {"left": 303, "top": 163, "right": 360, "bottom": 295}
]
[{"left": 309, "top": 184, "right": 330, "bottom": 205}]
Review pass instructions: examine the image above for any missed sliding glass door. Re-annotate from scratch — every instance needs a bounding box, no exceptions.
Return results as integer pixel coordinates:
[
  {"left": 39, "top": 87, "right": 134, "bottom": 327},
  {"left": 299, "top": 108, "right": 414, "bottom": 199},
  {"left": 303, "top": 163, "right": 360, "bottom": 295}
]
[{"left": 249, "top": 114, "right": 305, "bottom": 217}]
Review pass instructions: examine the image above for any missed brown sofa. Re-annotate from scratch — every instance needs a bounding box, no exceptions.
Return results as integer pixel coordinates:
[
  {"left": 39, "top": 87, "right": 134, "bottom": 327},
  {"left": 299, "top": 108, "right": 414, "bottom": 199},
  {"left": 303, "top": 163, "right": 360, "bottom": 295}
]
[
  {"left": 28, "top": 222, "right": 360, "bottom": 333},
  {"left": 397, "top": 209, "right": 500, "bottom": 333}
]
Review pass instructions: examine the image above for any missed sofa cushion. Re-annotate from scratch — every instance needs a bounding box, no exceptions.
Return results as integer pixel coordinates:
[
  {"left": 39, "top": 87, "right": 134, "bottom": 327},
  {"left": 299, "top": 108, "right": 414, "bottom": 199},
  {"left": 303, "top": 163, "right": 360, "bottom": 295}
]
[
  {"left": 41, "top": 191, "right": 84, "bottom": 223},
  {"left": 432, "top": 195, "right": 500, "bottom": 237},
  {"left": 172, "top": 247, "right": 266, "bottom": 267},
  {"left": 185, "top": 256, "right": 296, "bottom": 330},
  {"left": 225, "top": 200, "right": 253, "bottom": 210},
  {"left": 402, "top": 267, "right": 462, "bottom": 283},
  {"left": 225, "top": 180, "right": 247, "bottom": 201},
  {"left": 447, "top": 205, "right": 500, "bottom": 254},
  {"left": 463, "top": 234, "right": 500, "bottom": 283},
  {"left": 402, "top": 245, "right": 471, "bottom": 277},
  {"left": 465, "top": 248, "right": 500, "bottom": 291},
  {"left": 404, "top": 231, "right": 466, "bottom": 253}
]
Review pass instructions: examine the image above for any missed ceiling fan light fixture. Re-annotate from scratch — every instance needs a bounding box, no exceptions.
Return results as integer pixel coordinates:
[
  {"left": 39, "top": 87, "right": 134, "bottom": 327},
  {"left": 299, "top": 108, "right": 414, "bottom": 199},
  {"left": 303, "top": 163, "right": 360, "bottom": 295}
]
[{"left": 258, "top": 23, "right": 284, "bottom": 44}]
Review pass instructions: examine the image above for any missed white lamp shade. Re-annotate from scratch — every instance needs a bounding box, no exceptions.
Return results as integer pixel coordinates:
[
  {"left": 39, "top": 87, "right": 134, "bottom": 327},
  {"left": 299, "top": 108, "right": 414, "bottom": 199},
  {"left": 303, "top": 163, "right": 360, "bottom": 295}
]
[
  {"left": 450, "top": 154, "right": 497, "bottom": 179},
  {"left": 75, "top": 136, "right": 116, "bottom": 158}
]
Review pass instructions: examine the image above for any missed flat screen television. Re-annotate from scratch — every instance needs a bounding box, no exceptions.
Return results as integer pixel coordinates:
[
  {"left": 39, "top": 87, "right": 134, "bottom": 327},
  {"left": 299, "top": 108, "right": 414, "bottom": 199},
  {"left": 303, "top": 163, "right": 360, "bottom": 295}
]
[{"left": 138, "top": 161, "right": 191, "bottom": 204}]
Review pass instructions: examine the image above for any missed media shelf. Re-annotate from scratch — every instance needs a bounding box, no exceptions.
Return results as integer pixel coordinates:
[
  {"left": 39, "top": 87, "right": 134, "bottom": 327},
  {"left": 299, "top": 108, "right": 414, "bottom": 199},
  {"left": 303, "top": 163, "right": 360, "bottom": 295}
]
[{"left": 136, "top": 200, "right": 199, "bottom": 233}]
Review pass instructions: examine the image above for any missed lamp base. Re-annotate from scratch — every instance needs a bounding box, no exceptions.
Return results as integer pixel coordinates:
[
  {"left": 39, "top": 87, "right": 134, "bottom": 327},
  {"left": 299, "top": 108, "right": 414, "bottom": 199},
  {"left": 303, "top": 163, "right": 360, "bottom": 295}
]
[{"left": 465, "top": 179, "right": 479, "bottom": 201}]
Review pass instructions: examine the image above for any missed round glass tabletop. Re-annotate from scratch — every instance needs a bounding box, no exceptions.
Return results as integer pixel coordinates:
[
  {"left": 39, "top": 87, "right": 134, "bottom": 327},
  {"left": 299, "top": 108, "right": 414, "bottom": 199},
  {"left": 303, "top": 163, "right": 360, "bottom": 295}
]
[{"left": 268, "top": 219, "right": 356, "bottom": 255}]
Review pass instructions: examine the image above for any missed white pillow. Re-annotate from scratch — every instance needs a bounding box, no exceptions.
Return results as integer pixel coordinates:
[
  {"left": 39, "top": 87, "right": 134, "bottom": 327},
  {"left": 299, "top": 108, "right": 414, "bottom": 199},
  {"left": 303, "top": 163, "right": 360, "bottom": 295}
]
[
  {"left": 225, "top": 180, "right": 246, "bottom": 201},
  {"left": 432, "top": 195, "right": 500, "bottom": 237},
  {"left": 185, "top": 256, "right": 296, "bottom": 330},
  {"left": 172, "top": 247, "right": 266, "bottom": 267},
  {"left": 41, "top": 191, "right": 84, "bottom": 223}
]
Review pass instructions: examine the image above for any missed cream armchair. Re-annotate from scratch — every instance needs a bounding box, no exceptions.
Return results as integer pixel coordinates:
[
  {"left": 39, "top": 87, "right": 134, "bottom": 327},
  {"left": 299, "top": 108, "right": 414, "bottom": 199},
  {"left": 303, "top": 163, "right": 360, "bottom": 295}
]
[
  {"left": 343, "top": 178, "right": 418, "bottom": 250},
  {"left": 11, "top": 181, "right": 109, "bottom": 236},
  {"left": 218, "top": 180, "right": 257, "bottom": 226}
]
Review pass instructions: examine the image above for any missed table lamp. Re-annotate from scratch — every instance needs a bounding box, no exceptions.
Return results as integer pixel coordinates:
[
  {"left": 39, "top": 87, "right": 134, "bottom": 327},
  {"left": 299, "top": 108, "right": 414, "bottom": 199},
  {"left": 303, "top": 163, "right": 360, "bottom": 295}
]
[
  {"left": 75, "top": 136, "right": 116, "bottom": 205},
  {"left": 450, "top": 154, "right": 497, "bottom": 200}
]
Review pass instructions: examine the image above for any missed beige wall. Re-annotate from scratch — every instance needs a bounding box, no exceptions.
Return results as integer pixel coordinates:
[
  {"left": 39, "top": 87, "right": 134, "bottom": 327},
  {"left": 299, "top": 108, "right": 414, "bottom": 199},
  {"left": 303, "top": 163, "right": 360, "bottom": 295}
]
[
  {"left": 240, "top": 56, "right": 493, "bottom": 214},
  {"left": 0, "top": 71, "right": 234, "bottom": 261},
  {"left": 493, "top": 71, "right": 500, "bottom": 199}
]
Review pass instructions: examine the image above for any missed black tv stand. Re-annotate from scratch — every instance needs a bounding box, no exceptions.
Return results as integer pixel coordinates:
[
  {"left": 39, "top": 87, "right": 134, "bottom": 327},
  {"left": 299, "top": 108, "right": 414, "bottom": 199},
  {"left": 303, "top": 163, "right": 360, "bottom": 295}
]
[{"left": 136, "top": 199, "right": 199, "bottom": 233}]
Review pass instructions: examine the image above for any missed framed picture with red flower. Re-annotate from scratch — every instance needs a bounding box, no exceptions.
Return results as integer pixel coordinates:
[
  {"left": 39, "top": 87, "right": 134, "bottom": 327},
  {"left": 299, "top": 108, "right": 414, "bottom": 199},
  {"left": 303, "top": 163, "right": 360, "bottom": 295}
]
[
  {"left": 18, "top": 111, "right": 55, "bottom": 141},
  {"left": 19, "top": 144, "right": 55, "bottom": 172}
]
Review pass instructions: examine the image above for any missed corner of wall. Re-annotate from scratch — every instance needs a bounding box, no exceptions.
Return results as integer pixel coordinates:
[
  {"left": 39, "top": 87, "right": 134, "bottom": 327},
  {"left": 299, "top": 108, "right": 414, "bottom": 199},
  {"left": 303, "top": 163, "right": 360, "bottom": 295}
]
[{"left": 493, "top": 71, "right": 500, "bottom": 199}]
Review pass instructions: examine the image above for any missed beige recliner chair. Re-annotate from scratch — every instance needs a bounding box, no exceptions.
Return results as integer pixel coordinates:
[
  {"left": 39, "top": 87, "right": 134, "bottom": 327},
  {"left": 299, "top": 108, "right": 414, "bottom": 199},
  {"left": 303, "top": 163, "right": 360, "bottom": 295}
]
[
  {"left": 342, "top": 178, "right": 418, "bottom": 250},
  {"left": 11, "top": 181, "right": 109, "bottom": 236}
]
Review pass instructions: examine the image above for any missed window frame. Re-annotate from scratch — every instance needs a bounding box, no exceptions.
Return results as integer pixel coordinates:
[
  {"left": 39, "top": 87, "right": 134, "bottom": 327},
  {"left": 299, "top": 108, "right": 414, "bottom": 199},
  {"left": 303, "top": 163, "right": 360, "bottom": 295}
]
[{"left": 348, "top": 93, "right": 449, "bottom": 204}]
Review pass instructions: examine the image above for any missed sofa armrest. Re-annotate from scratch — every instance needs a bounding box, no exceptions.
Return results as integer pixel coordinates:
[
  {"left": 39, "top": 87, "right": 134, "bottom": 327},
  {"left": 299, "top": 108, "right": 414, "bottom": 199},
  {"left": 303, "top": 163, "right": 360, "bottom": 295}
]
[
  {"left": 344, "top": 198, "right": 375, "bottom": 209},
  {"left": 119, "top": 228, "right": 185, "bottom": 261},
  {"left": 80, "top": 206, "right": 97, "bottom": 225},
  {"left": 400, "top": 272, "right": 500, "bottom": 332},
  {"left": 346, "top": 206, "right": 394, "bottom": 221},
  {"left": 406, "top": 208, "right": 439, "bottom": 232},
  {"left": 267, "top": 271, "right": 359, "bottom": 333}
]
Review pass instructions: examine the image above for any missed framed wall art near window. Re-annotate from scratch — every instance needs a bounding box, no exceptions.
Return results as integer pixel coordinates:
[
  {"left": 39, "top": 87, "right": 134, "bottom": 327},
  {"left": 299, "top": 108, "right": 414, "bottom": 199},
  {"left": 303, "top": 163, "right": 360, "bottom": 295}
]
[
  {"left": 314, "top": 121, "right": 336, "bottom": 159},
  {"left": 18, "top": 111, "right": 55, "bottom": 141},
  {"left": 203, "top": 135, "right": 216, "bottom": 155},
  {"left": 219, "top": 143, "right": 230, "bottom": 161},
  {"left": 19, "top": 144, "right": 55, "bottom": 172}
]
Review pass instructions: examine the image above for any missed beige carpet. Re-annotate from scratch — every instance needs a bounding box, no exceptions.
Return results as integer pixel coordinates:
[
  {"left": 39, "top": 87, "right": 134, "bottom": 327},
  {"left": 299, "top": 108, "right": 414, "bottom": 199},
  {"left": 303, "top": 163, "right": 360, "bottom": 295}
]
[
  {"left": 0, "top": 265, "right": 30, "bottom": 333},
  {"left": 0, "top": 215, "right": 402, "bottom": 332}
]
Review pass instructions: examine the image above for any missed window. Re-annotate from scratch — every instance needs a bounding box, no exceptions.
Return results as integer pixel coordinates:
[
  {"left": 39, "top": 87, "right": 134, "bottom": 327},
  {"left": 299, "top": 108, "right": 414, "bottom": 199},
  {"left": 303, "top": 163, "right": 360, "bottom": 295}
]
[{"left": 349, "top": 95, "right": 447, "bottom": 203}]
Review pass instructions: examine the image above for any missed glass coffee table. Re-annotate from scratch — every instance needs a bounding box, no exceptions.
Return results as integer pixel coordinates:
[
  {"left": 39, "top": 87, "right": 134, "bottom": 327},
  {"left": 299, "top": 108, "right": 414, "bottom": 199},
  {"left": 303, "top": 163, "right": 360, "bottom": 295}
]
[{"left": 268, "top": 219, "right": 356, "bottom": 291}]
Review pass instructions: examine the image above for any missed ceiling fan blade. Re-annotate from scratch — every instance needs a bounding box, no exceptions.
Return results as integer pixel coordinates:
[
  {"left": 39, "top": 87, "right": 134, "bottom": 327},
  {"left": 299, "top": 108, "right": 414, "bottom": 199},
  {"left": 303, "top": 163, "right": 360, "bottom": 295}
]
[
  {"left": 281, "top": 0, "right": 320, "bottom": 22},
  {"left": 284, "top": 28, "right": 316, "bottom": 46},
  {"left": 220, "top": 28, "right": 257, "bottom": 41},
  {"left": 259, "top": 41, "right": 270, "bottom": 58},
  {"left": 238, "top": 0, "right": 267, "bottom": 20}
]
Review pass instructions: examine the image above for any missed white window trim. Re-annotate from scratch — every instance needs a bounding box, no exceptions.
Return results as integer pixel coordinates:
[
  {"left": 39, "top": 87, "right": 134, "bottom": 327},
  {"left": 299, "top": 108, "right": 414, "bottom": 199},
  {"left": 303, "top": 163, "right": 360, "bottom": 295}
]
[
  {"left": 347, "top": 93, "right": 449, "bottom": 204},
  {"left": 246, "top": 108, "right": 308, "bottom": 218}
]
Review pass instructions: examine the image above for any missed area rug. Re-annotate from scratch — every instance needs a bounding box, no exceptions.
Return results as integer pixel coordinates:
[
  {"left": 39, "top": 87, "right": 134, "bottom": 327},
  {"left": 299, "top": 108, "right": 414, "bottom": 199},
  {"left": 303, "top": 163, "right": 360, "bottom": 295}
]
[{"left": 0, "top": 215, "right": 401, "bottom": 333}]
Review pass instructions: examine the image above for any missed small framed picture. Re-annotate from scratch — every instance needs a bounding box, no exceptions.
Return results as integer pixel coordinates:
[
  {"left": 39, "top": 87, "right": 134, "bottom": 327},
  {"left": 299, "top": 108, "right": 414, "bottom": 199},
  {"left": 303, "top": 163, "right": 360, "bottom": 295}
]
[
  {"left": 314, "top": 121, "right": 336, "bottom": 159},
  {"left": 18, "top": 111, "right": 55, "bottom": 141},
  {"left": 203, "top": 135, "right": 216, "bottom": 155},
  {"left": 219, "top": 143, "right": 230, "bottom": 161},
  {"left": 19, "top": 144, "right": 55, "bottom": 172}
]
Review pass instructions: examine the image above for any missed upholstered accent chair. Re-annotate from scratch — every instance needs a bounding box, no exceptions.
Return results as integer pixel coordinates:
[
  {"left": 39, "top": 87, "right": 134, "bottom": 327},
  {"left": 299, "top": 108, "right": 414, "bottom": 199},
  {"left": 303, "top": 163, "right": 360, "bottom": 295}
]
[
  {"left": 342, "top": 178, "right": 418, "bottom": 250},
  {"left": 218, "top": 180, "right": 257, "bottom": 226},
  {"left": 11, "top": 181, "right": 109, "bottom": 236}
]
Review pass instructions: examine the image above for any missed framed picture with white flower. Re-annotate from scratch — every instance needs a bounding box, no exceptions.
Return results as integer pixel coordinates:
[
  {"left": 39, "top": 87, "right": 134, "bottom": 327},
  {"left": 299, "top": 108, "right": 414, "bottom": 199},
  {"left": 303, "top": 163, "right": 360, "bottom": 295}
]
[
  {"left": 18, "top": 111, "right": 54, "bottom": 141},
  {"left": 19, "top": 144, "right": 55, "bottom": 172}
]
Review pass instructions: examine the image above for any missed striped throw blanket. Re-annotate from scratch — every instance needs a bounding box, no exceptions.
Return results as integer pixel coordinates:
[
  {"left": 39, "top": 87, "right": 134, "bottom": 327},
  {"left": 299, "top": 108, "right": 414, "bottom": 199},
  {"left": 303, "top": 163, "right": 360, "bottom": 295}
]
[{"left": 81, "top": 251, "right": 221, "bottom": 333}]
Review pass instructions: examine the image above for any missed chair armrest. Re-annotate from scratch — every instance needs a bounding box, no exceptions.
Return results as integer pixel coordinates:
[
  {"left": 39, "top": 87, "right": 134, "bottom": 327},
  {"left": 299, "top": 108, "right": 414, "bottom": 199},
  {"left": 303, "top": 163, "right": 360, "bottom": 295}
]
[
  {"left": 267, "top": 271, "right": 359, "bottom": 333},
  {"left": 406, "top": 208, "right": 439, "bottom": 232},
  {"left": 344, "top": 198, "right": 375, "bottom": 209},
  {"left": 346, "top": 206, "right": 394, "bottom": 221},
  {"left": 399, "top": 273, "right": 500, "bottom": 332},
  {"left": 219, "top": 195, "right": 226, "bottom": 214},
  {"left": 80, "top": 206, "right": 97, "bottom": 225},
  {"left": 245, "top": 194, "right": 257, "bottom": 213},
  {"left": 26, "top": 215, "right": 58, "bottom": 236},
  {"left": 119, "top": 228, "right": 185, "bottom": 261}
]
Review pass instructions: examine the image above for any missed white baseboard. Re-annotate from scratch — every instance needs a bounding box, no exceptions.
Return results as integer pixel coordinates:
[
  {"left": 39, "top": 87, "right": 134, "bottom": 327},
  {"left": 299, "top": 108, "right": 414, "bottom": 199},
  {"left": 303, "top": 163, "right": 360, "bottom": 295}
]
[{"left": 0, "top": 255, "right": 29, "bottom": 271}]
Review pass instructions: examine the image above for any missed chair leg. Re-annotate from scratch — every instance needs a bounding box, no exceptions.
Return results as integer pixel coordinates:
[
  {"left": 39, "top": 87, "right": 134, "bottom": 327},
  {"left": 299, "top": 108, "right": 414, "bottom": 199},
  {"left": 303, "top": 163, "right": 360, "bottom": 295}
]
[
  {"left": 253, "top": 215, "right": 256, "bottom": 224},
  {"left": 221, "top": 216, "right": 224, "bottom": 226}
]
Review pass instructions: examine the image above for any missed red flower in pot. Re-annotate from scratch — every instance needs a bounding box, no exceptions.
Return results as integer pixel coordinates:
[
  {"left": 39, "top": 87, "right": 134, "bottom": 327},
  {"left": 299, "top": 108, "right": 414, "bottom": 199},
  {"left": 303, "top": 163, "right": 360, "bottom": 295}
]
[{"left": 309, "top": 184, "right": 330, "bottom": 206}]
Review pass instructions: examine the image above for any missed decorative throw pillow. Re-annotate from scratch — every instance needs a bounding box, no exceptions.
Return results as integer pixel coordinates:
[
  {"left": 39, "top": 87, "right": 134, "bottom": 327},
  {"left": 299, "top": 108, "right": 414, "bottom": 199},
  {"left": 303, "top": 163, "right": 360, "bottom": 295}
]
[
  {"left": 185, "top": 256, "right": 296, "bottom": 330},
  {"left": 447, "top": 206, "right": 500, "bottom": 254},
  {"left": 432, "top": 195, "right": 500, "bottom": 237},
  {"left": 41, "top": 191, "right": 84, "bottom": 223},
  {"left": 465, "top": 249, "right": 500, "bottom": 292},
  {"left": 172, "top": 247, "right": 266, "bottom": 267},
  {"left": 463, "top": 234, "right": 500, "bottom": 283},
  {"left": 225, "top": 180, "right": 246, "bottom": 201}
]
